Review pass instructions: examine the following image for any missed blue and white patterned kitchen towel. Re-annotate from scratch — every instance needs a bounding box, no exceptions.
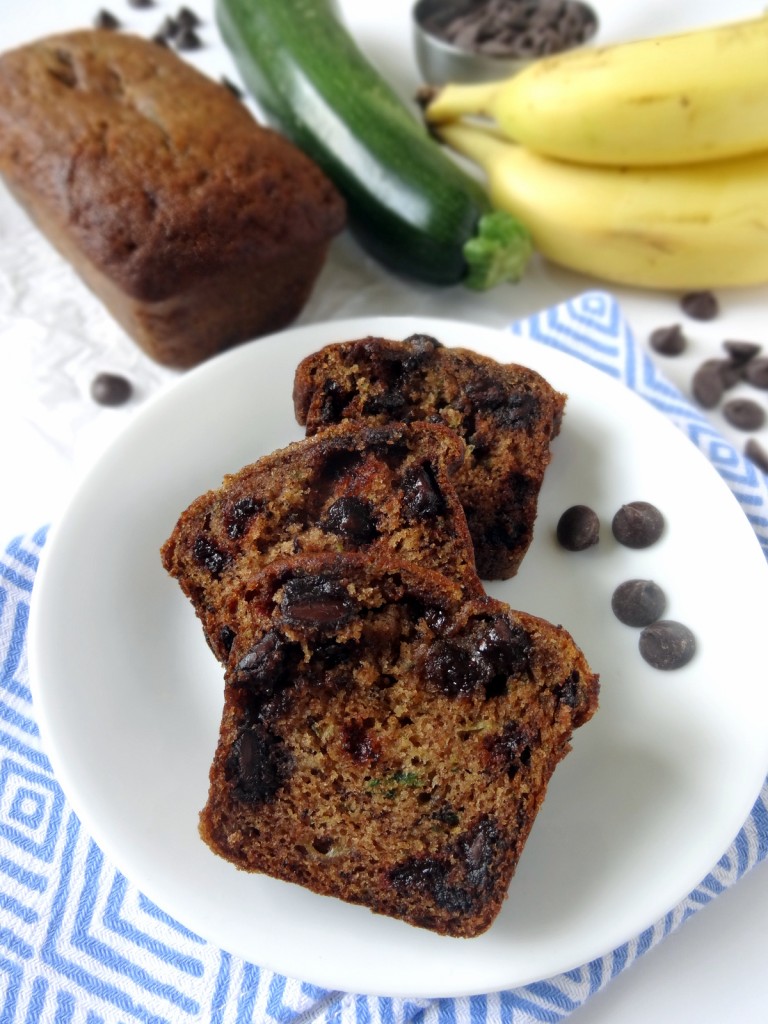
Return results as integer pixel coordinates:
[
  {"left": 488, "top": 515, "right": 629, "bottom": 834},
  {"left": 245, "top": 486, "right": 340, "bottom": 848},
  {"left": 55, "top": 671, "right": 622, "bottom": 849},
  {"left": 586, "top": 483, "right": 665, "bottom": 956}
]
[{"left": 2, "top": 291, "right": 767, "bottom": 1024}]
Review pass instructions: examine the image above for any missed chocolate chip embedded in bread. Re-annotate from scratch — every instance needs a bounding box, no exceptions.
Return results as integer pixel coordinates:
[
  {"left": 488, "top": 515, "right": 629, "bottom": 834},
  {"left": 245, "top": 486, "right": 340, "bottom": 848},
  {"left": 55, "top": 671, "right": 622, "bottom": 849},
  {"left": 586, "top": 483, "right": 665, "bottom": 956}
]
[
  {"left": 279, "top": 574, "right": 356, "bottom": 629},
  {"left": 322, "top": 496, "right": 378, "bottom": 541}
]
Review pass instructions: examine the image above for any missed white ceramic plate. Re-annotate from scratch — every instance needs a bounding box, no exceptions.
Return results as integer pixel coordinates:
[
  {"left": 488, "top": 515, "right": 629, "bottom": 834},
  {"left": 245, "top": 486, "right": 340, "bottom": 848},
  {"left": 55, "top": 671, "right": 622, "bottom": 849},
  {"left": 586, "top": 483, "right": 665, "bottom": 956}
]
[{"left": 28, "top": 316, "right": 768, "bottom": 998}]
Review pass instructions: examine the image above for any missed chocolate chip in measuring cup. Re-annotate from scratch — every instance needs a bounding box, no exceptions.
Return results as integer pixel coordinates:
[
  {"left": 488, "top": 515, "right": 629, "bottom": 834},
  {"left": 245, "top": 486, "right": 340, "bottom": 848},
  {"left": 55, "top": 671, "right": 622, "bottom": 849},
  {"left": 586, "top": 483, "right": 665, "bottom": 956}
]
[
  {"left": 639, "top": 620, "right": 696, "bottom": 670},
  {"left": 611, "top": 501, "right": 664, "bottom": 549},
  {"left": 611, "top": 579, "right": 667, "bottom": 627}
]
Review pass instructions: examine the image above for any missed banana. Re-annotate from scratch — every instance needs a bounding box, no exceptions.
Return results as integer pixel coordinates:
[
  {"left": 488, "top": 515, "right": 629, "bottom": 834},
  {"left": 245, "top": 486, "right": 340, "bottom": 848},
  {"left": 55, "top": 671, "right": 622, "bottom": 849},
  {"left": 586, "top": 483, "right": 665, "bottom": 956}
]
[
  {"left": 436, "top": 121, "right": 768, "bottom": 289},
  {"left": 423, "top": 16, "right": 768, "bottom": 168}
]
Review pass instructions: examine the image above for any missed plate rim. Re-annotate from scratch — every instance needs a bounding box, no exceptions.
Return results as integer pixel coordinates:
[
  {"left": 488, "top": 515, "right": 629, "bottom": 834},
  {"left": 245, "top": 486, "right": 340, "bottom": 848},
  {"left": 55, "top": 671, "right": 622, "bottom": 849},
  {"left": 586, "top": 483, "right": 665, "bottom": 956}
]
[{"left": 27, "top": 313, "right": 768, "bottom": 998}]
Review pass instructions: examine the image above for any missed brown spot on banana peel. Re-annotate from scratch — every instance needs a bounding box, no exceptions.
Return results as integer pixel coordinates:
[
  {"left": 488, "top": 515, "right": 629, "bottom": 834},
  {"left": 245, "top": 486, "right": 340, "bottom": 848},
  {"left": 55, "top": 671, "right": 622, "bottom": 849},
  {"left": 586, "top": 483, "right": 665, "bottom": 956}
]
[{"left": 621, "top": 91, "right": 691, "bottom": 107}]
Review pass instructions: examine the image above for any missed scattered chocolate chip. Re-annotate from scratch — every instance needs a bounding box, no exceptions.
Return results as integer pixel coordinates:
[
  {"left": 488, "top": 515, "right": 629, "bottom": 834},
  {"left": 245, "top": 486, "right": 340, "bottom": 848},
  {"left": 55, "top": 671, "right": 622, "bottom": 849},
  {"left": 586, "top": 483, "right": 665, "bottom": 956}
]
[
  {"left": 611, "top": 501, "right": 664, "bottom": 549},
  {"left": 94, "top": 8, "right": 121, "bottom": 29},
  {"left": 744, "top": 356, "right": 768, "bottom": 390},
  {"left": 649, "top": 324, "right": 686, "bottom": 356},
  {"left": 639, "top": 620, "right": 696, "bottom": 670},
  {"left": 90, "top": 371, "right": 132, "bottom": 406},
  {"left": 175, "top": 4, "right": 202, "bottom": 28},
  {"left": 611, "top": 579, "right": 667, "bottom": 627},
  {"left": 127, "top": 0, "right": 155, "bottom": 7},
  {"left": 681, "top": 290, "right": 719, "bottom": 321},
  {"left": 174, "top": 26, "right": 202, "bottom": 50},
  {"left": 691, "top": 360, "right": 727, "bottom": 408},
  {"left": 723, "top": 340, "right": 761, "bottom": 366},
  {"left": 556, "top": 505, "right": 600, "bottom": 551},
  {"left": 745, "top": 438, "right": 768, "bottom": 474},
  {"left": 155, "top": 14, "right": 178, "bottom": 40},
  {"left": 722, "top": 397, "right": 766, "bottom": 431},
  {"left": 280, "top": 574, "right": 355, "bottom": 629},
  {"left": 323, "top": 496, "right": 377, "bottom": 542}
]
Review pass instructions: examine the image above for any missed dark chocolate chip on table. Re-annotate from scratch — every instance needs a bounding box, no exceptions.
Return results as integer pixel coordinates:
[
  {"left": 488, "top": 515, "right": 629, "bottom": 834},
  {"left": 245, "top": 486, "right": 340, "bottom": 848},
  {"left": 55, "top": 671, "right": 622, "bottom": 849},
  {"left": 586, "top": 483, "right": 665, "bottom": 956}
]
[
  {"left": 639, "top": 620, "right": 697, "bottom": 670},
  {"left": 744, "top": 356, "right": 768, "bottom": 390},
  {"left": 745, "top": 438, "right": 768, "bottom": 474},
  {"left": 611, "top": 579, "right": 667, "bottom": 627},
  {"left": 175, "top": 5, "right": 202, "bottom": 28},
  {"left": 127, "top": 0, "right": 155, "bottom": 7},
  {"left": 556, "top": 505, "right": 600, "bottom": 551},
  {"left": 611, "top": 501, "right": 664, "bottom": 548},
  {"left": 723, "top": 340, "right": 761, "bottom": 366},
  {"left": 174, "top": 26, "right": 202, "bottom": 50},
  {"left": 90, "top": 372, "right": 132, "bottom": 406},
  {"left": 722, "top": 398, "right": 766, "bottom": 431},
  {"left": 680, "top": 290, "right": 719, "bottom": 321},
  {"left": 649, "top": 323, "right": 686, "bottom": 356},
  {"left": 94, "top": 8, "right": 121, "bottom": 29},
  {"left": 691, "top": 360, "right": 726, "bottom": 409}
]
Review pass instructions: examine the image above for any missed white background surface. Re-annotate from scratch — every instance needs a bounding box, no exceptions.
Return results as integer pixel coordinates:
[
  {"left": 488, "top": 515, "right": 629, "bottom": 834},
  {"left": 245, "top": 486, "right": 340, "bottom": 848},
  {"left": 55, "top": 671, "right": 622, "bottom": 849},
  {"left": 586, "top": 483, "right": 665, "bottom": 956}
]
[{"left": 3, "top": 0, "right": 768, "bottom": 1017}]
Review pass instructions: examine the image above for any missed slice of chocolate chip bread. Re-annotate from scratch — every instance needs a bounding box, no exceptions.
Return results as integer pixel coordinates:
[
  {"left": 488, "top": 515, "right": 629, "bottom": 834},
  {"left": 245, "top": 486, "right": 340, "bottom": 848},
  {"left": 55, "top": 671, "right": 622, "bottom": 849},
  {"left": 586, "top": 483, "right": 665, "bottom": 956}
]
[
  {"left": 293, "top": 334, "right": 567, "bottom": 579},
  {"left": 200, "top": 552, "right": 598, "bottom": 938},
  {"left": 161, "top": 421, "right": 482, "bottom": 663}
]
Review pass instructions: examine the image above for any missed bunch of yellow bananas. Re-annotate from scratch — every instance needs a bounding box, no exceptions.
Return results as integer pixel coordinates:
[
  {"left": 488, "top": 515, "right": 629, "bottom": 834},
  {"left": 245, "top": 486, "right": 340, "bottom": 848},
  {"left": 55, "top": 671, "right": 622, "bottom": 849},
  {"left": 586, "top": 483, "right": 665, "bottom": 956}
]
[{"left": 422, "top": 16, "right": 768, "bottom": 289}]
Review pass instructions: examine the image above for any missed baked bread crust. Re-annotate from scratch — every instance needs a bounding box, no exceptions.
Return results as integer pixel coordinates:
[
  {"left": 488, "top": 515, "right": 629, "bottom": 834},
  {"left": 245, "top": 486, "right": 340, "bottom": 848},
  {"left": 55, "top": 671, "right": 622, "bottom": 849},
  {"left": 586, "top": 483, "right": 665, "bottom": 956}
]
[
  {"left": 293, "top": 334, "right": 566, "bottom": 578},
  {"left": 199, "top": 552, "right": 599, "bottom": 937},
  {"left": 161, "top": 421, "right": 483, "bottom": 662},
  {"left": 0, "top": 30, "right": 346, "bottom": 367}
]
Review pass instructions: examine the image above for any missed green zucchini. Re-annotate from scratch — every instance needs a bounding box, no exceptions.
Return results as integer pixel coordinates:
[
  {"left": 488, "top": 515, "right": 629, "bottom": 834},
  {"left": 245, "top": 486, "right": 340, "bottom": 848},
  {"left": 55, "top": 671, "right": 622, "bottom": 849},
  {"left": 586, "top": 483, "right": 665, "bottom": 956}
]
[{"left": 215, "top": 0, "right": 532, "bottom": 289}]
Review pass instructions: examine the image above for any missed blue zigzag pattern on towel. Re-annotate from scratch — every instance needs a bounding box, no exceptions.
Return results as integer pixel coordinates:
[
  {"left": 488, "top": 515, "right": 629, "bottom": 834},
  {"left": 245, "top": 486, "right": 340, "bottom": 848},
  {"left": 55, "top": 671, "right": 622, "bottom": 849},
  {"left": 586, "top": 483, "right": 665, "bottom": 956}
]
[
  {"left": 1, "top": 292, "right": 767, "bottom": 1023},
  {"left": 509, "top": 291, "right": 768, "bottom": 560}
]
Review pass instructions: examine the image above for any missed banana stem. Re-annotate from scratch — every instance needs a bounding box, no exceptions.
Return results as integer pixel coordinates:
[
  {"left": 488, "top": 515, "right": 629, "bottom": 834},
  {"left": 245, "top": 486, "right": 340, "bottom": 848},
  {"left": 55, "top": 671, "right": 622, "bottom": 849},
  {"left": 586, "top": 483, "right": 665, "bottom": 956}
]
[
  {"left": 423, "top": 81, "right": 502, "bottom": 124},
  {"left": 435, "top": 121, "right": 509, "bottom": 174}
]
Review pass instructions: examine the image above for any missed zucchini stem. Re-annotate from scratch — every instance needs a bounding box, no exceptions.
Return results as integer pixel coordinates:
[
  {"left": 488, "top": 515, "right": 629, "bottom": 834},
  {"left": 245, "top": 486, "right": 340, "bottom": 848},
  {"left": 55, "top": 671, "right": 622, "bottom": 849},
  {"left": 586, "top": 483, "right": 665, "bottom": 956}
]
[{"left": 463, "top": 210, "right": 533, "bottom": 291}]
